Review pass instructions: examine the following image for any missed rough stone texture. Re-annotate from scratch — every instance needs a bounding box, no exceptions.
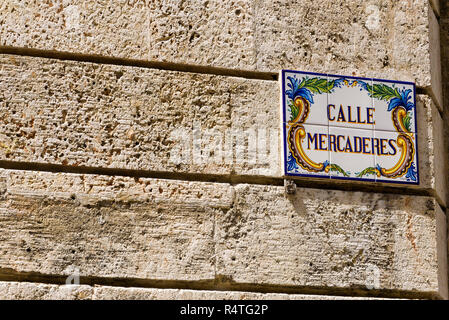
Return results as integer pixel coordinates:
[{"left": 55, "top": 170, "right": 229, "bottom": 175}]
[
  {"left": 147, "top": 0, "right": 254, "bottom": 68},
  {"left": 0, "top": 169, "right": 445, "bottom": 298},
  {"left": 0, "top": 281, "right": 391, "bottom": 300},
  {"left": 415, "top": 96, "right": 446, "bottom": 206},
  {"left": 0, "top": 55, "right": 445, "bottom": 202},
  {"left": 0, "top": 54, "right": 279, "bottom": 177},
  {"left": 0, "top": 0, "right": 154, "bottom": 60},
  {"left": 256, "top": 1, "right": 434, "bottom": 85},
  {"left": 444, "top": 208, "right": 449, "bottom": 290},
  {"left": 0, "top": 1, "right": 441, "bottom": 96},
  {"left": 439, "top": 5, "right": 449, "bottom": 298},
  {"left": 91, "top": 286, "right": 388, "bottom": 300},
  {"left": 440, "top": 0, "right": 449, "bottom": 208},
  {"left": 0, "top": 169, "right": 228, "bottom": 280},
  {"left": 215, "top": 184, "right": 448, "bottom": 299},
  {"left": 0, "top": 282, "right": 92, "bottom": 300},
  {"left": 0, "top": 0, "right": 445, "bottom": 303}
]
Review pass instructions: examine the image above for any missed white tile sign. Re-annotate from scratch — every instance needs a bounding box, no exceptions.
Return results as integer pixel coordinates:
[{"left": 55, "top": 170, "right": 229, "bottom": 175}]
[{"left": 281, "top": 70, "right": 418, "bottom": 184}]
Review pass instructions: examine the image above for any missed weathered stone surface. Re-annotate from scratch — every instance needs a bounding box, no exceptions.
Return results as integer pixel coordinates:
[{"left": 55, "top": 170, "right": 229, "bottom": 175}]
[
  {"left": 0, "top": 0, "right": 255, "bottom": 68},
  {"left": 0, "top": 55, "right": 444, "bottom": 201},
  {"left": 441, "top": 0, "right": 449, "bottom": 208},
  {"left": 0, "top": 54, "right": 280, "bottom": 177},
  {"left": 215, "top": 184, "right": 448, "bottom": 299},
  {"left": 0, "top": 282, "right": 92, "bottom": 300},
  {"left": 267, "top": 0, "right": 448, "bottom": 109},
  {"left": 91, "top": 286, "right": 387, "bottom": 300},
  {"left": 445, "top": 162, "right": 449, "bottom": 271},
  {"left": 0, "top": 281, "right": 390, "bottom": 300},
  {"left": 256, "top": 1, "right": 433, "bottom": 85},
  {"left": 0, "top": 0, "right": 154, "bottom": 60},
  {"left": 0, "top": 0, "right": 440, "bottom": 92},
  {"left": 0, "top": 169, "right": 445, "bottom": 298},
  {"left": 0, "top": 0, "right": 444, "bottom": 303},
  {"left": 414, "top": 96, "right": 446, "bottom": 206},
  {"left": 0, "top": 169, "right": 229, "bottom": 280},
  {"left": 147, "top": 0, "right": 255, "bottom": 68}
]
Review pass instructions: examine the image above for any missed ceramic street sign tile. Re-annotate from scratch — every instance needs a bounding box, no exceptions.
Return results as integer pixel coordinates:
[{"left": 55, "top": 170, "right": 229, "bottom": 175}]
[
  {"left": 372, "top": 80, "right": 417, "bottom": 133},
  {"left": 284, "top": 122, "right": 330, "bottom": 178},
  {"left": 281, "top": 69, "right": 419, "bottom": 185},
  {"left": 328, "top": 126, "right": 375, "bottom": 180},
  {"left": 327, "top": 75, "right": 374, "bottom": 130},
  {"left": 374, "top": 130, "right": 419, "bottom": 184},
  {"left": 281, "top": 71, "right": 329, "bottom": 126}
]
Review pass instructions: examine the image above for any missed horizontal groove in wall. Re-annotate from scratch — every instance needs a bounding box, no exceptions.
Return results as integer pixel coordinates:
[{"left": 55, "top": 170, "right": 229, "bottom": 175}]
[
  {"left": 0, "top": 46, "right": 434, "bottom": 90},
  {"left": 0, "top": 269, "right": 440, "bottom": 300},
  {"left": 0, "top": 160, "right": 439, "bottom": 202},
  {"left": 0, "top": 46, "right": 278, "bottom": 81}
]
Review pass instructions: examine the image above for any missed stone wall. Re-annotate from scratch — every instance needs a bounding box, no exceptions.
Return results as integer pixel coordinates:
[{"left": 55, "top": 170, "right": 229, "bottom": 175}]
[
  {"left": 439, "top": 0, "right": 449, "bottom": 301},
  {"left": 0, "top": 0, "right": 447, "bottom": 300}
]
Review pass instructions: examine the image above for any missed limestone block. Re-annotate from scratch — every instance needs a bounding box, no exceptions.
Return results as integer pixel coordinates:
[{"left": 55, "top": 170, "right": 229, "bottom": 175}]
[
  {"left": 257, "top": 0, "right": 441, "bottom": 110},
  {"left": 0, "top": 56, "right": 443, "bottom": 184},
  {"left": 0, "top": 54, "right": 280, "bottom": 177},
  {"left": 440, "top": 0, "right": 449, "bottom": 109},
  {"left": 0, "top": 0, "right": 153, "bottom": 60},
  {"left": 0, "top": 169, "right": 230, "bottom": 280},
  {"left": 147, "top": 0, "right": 255, "bottom": 68},
  {"left": 0, "top": 281, "right": 391, "bottom": 300},
  {"left": 0, "top": 169, "right": 445, "bottom": 297},
  {"left": 0, "top": 0, "right": 440, "bottom": 92},
  {"left": 215, "top": 184, "right": 448, "bottom": 299},
  {"left": 411, "top": 95, "right": 445, "bottom": 206},
  {"left": 91, "top": 286, "right": 388, "bottom": 300},
  {"left": 0, "top": 282, "right": 92, "bottom": 300},
  {"left": 0, "top": 0, "right": 254, "bottom": 67}
]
